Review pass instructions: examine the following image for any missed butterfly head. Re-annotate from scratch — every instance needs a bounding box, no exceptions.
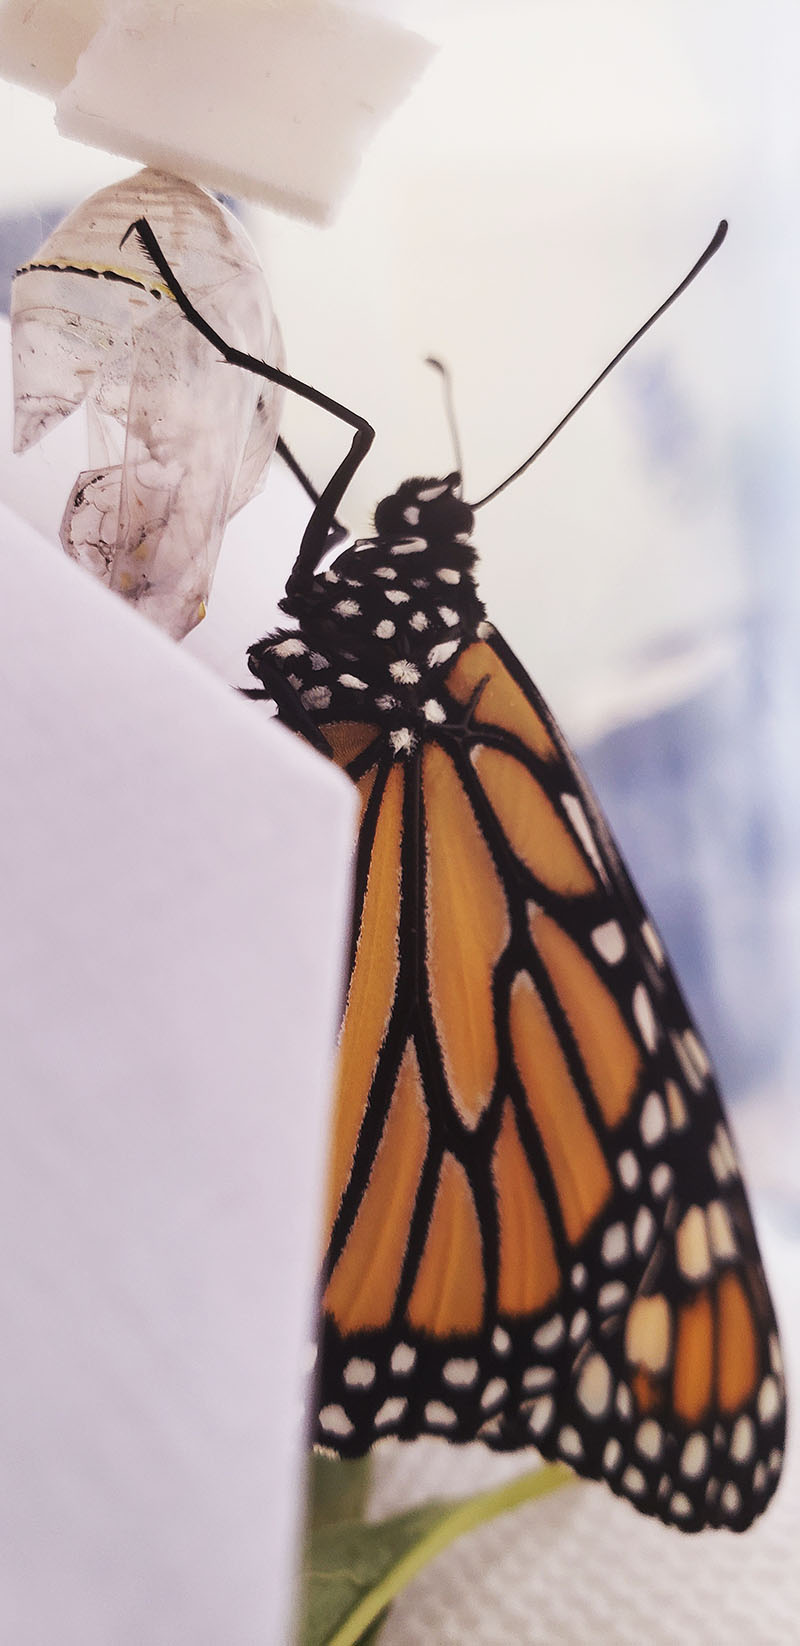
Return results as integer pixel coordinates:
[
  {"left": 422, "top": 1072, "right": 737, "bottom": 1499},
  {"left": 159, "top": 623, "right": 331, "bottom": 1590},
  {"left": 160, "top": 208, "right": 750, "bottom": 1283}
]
[{"left": 373, "top": 473, "right": 474, "bottom": 547}]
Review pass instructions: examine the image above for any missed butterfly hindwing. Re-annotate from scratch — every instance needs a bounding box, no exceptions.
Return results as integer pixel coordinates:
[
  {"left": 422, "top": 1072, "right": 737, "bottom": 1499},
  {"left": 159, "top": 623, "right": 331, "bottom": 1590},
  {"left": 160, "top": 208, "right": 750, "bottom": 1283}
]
[{"left": 248, "top": 479, "right": 785, "bottom": 1531}]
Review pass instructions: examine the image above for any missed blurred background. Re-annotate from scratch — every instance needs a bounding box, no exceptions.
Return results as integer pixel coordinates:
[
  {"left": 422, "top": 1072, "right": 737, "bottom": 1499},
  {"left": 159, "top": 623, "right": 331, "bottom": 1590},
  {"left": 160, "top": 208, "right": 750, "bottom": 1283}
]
[{"left": 1, "top": 0, "right": 798, "bottom": 1207}]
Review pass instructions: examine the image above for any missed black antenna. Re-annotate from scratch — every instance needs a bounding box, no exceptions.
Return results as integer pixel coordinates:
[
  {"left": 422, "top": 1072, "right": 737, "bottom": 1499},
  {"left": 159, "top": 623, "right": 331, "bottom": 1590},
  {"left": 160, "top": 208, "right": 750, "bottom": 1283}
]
[
  {"left": 425, "top": 356, "right": 464, "bottom": 483},
  {"left": 471, "top": 219, "right": 728, "bottom": 511},
  {"left": 120, "top": 218, "right": 373, "bottom": 596}
]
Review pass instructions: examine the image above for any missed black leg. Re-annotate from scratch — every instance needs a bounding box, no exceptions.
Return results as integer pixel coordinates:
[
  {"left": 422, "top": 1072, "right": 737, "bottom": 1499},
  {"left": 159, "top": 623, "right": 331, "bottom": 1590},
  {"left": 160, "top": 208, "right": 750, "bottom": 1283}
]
[{"left": 121, "top": 218, "right": 373, "bottom": 594}]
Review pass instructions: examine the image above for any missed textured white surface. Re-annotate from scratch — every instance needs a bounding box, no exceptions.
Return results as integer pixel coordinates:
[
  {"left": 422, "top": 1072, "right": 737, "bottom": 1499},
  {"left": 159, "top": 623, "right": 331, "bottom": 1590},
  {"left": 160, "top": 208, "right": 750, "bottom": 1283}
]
[
  {"left": 0, "top": 0, "right": 103, "bottom": 95},
  {"left": 0, "top": 500, "right": 355, "bottom": 1643},
  {"left": 0, "top": 0, "right": 434, "bottom": 223},
  {"left": 370, "top": 1211, "right": 800, "bottom": 1644}
]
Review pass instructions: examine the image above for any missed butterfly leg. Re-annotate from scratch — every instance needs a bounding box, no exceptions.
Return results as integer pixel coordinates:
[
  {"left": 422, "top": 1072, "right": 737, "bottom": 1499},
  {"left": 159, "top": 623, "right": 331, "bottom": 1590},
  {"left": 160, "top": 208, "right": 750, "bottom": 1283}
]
[{"left": 121, "top": 218, "right": 374, "bottom": 594}]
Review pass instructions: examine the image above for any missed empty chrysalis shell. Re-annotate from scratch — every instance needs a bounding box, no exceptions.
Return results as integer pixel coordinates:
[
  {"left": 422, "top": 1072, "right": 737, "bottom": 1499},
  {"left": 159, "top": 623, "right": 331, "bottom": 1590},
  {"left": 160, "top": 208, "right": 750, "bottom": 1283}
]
[{"left": 11, "top": 167, "right": 284, "bottom": 640}]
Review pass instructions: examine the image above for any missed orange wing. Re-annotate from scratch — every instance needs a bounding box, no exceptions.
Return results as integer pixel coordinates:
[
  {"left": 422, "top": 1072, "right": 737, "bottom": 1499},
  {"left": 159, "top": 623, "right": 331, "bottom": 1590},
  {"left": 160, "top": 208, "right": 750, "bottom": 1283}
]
[{"left": 311, "top": 635, "right": 785, "bottom": 1532}]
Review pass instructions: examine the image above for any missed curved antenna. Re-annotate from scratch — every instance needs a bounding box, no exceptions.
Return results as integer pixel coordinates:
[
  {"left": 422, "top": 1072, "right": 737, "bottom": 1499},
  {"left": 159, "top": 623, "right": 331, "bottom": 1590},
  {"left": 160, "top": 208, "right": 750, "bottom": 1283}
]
[
  {"left": 121, "top": 217, "right": 373, "bottom": 595},
  {"left": 425, "top": 356, "right": 464, "bottom": 484},
  {"left": 471, "top": 218, "right": 728, "bottom": 512}
]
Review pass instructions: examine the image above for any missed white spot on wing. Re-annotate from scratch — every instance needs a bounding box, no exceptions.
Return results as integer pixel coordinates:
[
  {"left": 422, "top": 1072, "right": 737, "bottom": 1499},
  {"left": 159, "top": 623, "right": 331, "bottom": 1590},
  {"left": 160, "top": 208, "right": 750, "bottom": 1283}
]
[
  {"left": 603, "top": 1437, "right": 622, "bottom": 1472},
  {"left": 559, "top": 1426, "right": 583, "bottom": 1459},
  {"left": 391, "top": 1343, "right": 416, "bottom": 1375},
  {"left": 618, "top": 1151, "right": 640, "bottom": 1189},
  {"left": 615, "top": 1384, "right": 633, "bottom": 1419},
  {"left": 443, "top": 1358, "right": 479, "bottom": 1387},
  {"left": 576, "top": 1354, "right": 612, "bottom": 1418},
  {"left": 730, "top": 1415, "right": 755, "bottom": 1463},
  {"left": 481, "top": 1377, "right": 508, "bottom": 1410},
  {"left": 666, "top": 1079, "right": 688, "bottom": 1130},
  {"left": 386, "top": 588, "right": 410, "bottom": 604},
  {"left": 423, "top": 699, "right": 446, "bottom": 723},
  {"left": 641, "top": 920, "right": 664, "bottom": 965},
  {"left": 529, "top": 1396, "right": 555, "bottom": 1437},
  {"left": 633, "top": 985, "right": 659, "bottom": 1053},
  {"left": 438, "top": 605, "right": 459, "bottom": 626},
  {"left": 650, "top": 1162, "right": 673, "bottom": 1197},
  {"left": 715, "top": 1125, "right": 738, "bottom": 1179},
  {"left": 592, "top": 920, "right": 626, "bottom": 964},
  {"left": 671, "top": 1030, "right": 707, "bottom": 1093},
  {"left": 598, "top": 1281, "right": 628, "bottom": 1312},
  {"left": 319, "top": 1404, "right": 353, "bottom": 1436},
  {"left": 680, "top": 1433, "right": 708, "bottom": 1478},
  {"left": 636, "top": 1419, "right": 662, "bottom": 1460},
  {"left": 684, "top": 1029, "right": 711, "bottom": 1081},
  {"left": 533, "top": 1316, "right": 564, "bottom": 1351},
  {"left": 333, "top": 598, "right": 360, "bottom": 617},
  {"left": 409, "top": 611, "right": 428, "bottom": 630},
  {"left": 601, "top": 1222, "right": 629, "bottom": 1266},
  {"left": 375, "top": 619, "right": 395, "bottom": 639},
  {"left": 344, "top": 1357, "right": 375, "bottom": 1388},
  {"left": 437, "top": 567, "right": 460, "bottom": 584},
  {"left": 425, "top": 1400, "right": 457, "bottom": 1427},
  {"left": 676, "top": 1206, "right": 712, "bottom": 1281},
  {"left": 428, "top": 639, "right": 459, "bottom": 667},
  {"left": 640, "top": 1091, "right": 667, "bottom": 1146},
  {"left": 523, "top": 1366, "right": 555, "bottom": 1391},
  {"left": 633, "top": 1205, "right": 656, "bottom": 1257},
  {"left": 339, "top": 674, "right": 367, "bottom": 690},
  {"left": 375, "top": 1396, "right": 406, "bottom": 1427},
  {"left": 493, "top": 1326, "right": 511, "bottom": 1355},
  {"left": 758, "top": 1376, "right": 781, "bottom": 1424},
  {"left": 625, "top": 1296, "right": 670, "bottom": 1373},
  {"left": 560, "top": 793, "right": 606, "bottom": 879}
]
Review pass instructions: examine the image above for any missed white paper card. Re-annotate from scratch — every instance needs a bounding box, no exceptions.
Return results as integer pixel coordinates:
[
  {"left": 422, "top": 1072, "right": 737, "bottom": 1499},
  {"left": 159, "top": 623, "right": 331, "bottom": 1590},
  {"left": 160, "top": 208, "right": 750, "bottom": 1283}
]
[{"left": 0, "top": 503, "right": 355, "bottom": 1643}]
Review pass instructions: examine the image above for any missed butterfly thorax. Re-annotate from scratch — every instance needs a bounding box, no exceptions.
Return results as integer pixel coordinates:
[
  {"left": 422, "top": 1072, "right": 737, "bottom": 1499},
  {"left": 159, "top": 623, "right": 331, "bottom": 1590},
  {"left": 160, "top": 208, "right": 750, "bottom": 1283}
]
[{"left": 249, "top": 475, "right": 487, "bottom": 756}]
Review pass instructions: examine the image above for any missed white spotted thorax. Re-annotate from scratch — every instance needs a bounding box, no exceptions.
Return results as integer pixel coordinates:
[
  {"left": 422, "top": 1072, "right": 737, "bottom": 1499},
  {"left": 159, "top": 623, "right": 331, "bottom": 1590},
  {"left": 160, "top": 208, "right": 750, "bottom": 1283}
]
[{"left": 249, "top": 474, "right": 485, "bottom": 755}]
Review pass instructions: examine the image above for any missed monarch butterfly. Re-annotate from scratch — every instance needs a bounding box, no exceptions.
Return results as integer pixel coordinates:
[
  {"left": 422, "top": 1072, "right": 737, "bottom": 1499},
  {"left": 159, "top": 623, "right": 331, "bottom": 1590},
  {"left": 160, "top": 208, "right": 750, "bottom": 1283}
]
[{"left": 132, "top": 216, "right": 785, "bottom": 1532}]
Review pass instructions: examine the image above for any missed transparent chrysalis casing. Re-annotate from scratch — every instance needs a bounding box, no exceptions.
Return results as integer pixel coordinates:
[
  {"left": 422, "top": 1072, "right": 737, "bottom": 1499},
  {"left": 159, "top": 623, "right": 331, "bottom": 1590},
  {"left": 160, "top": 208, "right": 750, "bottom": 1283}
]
[{"left": 11, "top": 167, "right": 284, "bottom": 640}]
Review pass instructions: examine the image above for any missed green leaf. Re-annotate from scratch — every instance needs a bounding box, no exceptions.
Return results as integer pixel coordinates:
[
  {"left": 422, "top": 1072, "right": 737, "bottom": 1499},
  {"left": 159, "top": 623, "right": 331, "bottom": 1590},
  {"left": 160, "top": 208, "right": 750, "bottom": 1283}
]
[
  {"left": 307, "top": 1455, "right": 374, "bottom": 1533},
  {"left": 296, "top": 1461, "right": 574, "bottom": 1646}
]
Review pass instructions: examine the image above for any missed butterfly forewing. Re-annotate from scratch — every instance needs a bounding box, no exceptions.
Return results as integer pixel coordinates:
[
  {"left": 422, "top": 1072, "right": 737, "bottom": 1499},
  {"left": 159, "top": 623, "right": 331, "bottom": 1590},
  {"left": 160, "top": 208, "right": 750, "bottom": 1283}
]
[{"left": 248, "top": 478, "right": 785, "bottom": 1531}]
